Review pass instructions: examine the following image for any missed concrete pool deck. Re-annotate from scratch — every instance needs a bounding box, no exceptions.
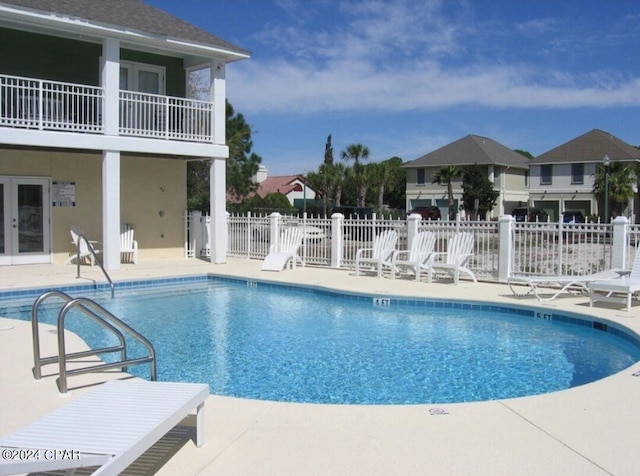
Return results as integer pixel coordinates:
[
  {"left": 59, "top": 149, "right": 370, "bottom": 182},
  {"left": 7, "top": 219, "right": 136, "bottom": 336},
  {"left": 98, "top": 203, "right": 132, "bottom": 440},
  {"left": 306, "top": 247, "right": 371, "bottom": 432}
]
[{"left": 1, "top": 258, "right": 640, "bottom": 475}]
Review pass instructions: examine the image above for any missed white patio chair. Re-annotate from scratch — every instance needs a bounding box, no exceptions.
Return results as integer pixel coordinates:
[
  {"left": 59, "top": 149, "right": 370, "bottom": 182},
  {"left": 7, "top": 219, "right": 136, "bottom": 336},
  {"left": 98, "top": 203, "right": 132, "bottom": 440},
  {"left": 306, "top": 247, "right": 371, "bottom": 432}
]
[
  {"left": 391, "top": 231, "right": 436, "bottom": 281},
  {"left": 261, "top": 227, "right": 305, "bottom": 271},
  {"left": 427, "top": 232, "right": 477, "bottom": 285},
  {"left": 121, "top": 224, "right": 139, "bottom": 264},
  {"left": 588, "top": 247, "right": 640, "bottom": 311},
  {"left": 355, "top": 229, "right": 398, "bottom": 278},
  {"left": 64, "top": 225, "right": 101, "bottom": 266}
]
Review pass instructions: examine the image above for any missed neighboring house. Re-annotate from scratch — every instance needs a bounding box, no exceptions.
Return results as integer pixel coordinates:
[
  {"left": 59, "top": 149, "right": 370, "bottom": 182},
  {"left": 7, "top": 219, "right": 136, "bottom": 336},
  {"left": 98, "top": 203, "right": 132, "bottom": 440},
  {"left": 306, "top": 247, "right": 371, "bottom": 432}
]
[
  {"left": 0, "top": 0, "right": 249, "bottom": 268},
  {"left": 252, "top": 165, "right": 316, "bottom": 207},
  {"left": 404, "top": 134, "right": 530, "bottom": 220},
  {"left": 531, "top": 129, "right": 640, "bottom": 222}
]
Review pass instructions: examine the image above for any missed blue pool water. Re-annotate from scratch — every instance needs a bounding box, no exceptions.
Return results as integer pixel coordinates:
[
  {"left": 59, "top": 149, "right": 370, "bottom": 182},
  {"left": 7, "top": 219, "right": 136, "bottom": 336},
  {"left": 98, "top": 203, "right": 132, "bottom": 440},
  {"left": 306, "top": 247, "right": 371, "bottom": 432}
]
[{"left": 2, "top": 278, "right": 640, "bottom": 404}]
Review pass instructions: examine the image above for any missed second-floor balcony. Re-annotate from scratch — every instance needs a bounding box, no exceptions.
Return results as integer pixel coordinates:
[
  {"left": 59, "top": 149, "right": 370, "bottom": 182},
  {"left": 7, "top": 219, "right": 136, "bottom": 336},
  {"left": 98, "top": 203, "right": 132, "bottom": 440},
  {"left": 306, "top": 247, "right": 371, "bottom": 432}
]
[{"left": 0, "top": 74, "right": 214, "bottom": 144}]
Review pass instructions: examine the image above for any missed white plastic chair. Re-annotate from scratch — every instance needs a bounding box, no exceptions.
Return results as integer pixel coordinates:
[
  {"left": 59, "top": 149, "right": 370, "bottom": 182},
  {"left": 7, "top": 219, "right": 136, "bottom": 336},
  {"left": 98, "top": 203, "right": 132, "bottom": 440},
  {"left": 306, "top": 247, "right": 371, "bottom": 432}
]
[
  {"left": 261, "top": 227, "right": 305, "bottom": 271},
  {"left": 64, "top": 226, "right": 101, "bottom": 266},
  {"left": 121, "top": 224, "right": 139, "bottom": 264},
  {"left": 391, "top": 231, "right": 436, "bottom": 281},
  {"left": 355, "top": 229, "right": 398, "bottom": 278},
  {"left": 427, "top": 232, "right": 477, "bottom": 284}
]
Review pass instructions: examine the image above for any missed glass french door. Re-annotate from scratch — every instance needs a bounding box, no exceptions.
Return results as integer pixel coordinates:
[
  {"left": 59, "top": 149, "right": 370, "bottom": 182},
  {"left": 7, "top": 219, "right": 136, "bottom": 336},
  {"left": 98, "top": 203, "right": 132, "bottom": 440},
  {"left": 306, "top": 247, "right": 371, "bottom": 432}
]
[{"left": 0, "top": 177, "right": 51, "bottom": 265}]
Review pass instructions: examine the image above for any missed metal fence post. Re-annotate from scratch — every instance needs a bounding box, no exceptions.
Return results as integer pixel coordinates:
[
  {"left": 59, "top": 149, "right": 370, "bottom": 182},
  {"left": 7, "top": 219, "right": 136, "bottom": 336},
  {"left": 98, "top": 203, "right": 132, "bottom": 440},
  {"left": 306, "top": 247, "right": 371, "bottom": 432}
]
[
  {"left": 192, "top": 210, "right": 202, "bottom": 258},
  {"left": 611, "top": 216, "right": 628, "bottom": 269},
  {"left": 331, "top": 213, "right": 344, "bottom": 268},
  {"left": 498, "top": 215, "right": 514, "bottom": 282},
  {"left": 407, "top": 213, "right": 420, "bottom": 249},
  {"left": 269, "top": 212, "right": 281, "bottom": 251}
]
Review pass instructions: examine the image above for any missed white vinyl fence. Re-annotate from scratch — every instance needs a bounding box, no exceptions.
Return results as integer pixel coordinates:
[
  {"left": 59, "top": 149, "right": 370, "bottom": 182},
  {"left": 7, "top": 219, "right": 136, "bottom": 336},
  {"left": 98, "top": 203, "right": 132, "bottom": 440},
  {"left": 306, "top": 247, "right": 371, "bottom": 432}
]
[{"left": 185, "top": 211, "right": 636, "bottom": 282}]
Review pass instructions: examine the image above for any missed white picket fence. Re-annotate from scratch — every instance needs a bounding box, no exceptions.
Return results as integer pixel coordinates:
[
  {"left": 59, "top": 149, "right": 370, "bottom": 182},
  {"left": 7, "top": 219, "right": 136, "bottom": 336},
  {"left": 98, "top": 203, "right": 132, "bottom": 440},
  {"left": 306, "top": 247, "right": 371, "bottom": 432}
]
[{"left": 185, "top": 210, "right": 640, "bottom": 282}]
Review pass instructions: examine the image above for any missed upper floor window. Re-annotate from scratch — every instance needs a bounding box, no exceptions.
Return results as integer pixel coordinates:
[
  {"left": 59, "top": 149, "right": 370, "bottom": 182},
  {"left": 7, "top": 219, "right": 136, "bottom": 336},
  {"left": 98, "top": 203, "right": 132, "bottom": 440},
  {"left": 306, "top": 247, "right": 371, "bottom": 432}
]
[
  {"left": 540, "top": 165, "right": 552, "bottom": 185},
  {"left": 524, "top": 170, "right": 529, "bottom": 187},
  {"left": 417, "top": 168, "right": 426, "bottom": 185},
  {"left": 571, "top": 163, "right": 584, "bottom": 184}
]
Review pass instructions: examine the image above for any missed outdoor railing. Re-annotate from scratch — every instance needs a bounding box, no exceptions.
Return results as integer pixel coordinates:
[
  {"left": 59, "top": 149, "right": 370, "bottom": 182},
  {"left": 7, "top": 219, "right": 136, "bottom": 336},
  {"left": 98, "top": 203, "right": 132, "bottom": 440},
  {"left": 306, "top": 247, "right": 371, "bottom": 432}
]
[
  {"left": 0, "top": 74, "right": 103, "bottom": 133},
  {"left": 186, "top": 211, "right": 635, "bottom": 282},
  {"left": 0, "top": 73, "right": 214, "bottom": 143}
]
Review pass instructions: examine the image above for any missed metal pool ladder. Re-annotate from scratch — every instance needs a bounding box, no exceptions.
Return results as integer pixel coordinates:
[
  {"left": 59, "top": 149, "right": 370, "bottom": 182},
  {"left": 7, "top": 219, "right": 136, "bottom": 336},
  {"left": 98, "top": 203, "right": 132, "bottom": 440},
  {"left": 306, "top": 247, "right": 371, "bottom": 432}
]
[{"left": 31, "top": 290, "right": 156, "bottom": 393}]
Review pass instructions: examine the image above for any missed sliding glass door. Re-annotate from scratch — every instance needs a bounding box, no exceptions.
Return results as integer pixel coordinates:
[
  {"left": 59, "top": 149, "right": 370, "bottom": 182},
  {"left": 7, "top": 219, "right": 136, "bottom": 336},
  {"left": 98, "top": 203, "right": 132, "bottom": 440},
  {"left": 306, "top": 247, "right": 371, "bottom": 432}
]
[{"left": 0, "top": 177, "right": 51, "bottom": 265}]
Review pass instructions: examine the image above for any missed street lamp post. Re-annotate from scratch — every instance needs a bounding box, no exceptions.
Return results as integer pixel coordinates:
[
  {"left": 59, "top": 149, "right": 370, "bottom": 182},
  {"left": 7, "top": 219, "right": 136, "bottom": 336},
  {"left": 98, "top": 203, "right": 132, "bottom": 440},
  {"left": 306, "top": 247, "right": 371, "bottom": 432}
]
[{"left": 603, "top": 155, "right": 610, "bottom": 223}]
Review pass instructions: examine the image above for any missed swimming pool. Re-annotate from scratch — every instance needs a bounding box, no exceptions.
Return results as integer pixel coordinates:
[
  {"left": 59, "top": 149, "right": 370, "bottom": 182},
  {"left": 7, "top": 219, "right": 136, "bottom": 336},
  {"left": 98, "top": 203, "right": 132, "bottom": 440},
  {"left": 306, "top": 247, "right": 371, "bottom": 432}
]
[{"left": 2, "top": 276, "right": 640, "bottom": 404}]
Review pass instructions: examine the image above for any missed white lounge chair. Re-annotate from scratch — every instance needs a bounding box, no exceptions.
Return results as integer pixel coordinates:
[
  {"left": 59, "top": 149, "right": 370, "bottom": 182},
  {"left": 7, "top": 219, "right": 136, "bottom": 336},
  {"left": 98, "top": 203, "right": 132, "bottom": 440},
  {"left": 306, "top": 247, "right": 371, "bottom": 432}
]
[
  {"left": 355, "top": 229, "right": 398, "bottom": 278},
  {"left": 391, "top": 231, "right": 436, "bottom": 281},
  {"left": 588, "top": 249, "right": 640, "bottom": 311},
  {"left": 427, "top": 232, "right": 477, "bottom": 285},
  {"left": 508, "top": 269, "right": 629, "bottom": 301},
  {"left": 261, "top": 227, "right": 305, "bottom": 271},
  {"left": 0, "top": 380, "right": 208, "bottom": 476},
  {"left": 121, "top": 224, "right": 139, "bottom": 264},
  {"left": 64, "top": 226, "right": 101, "bottom": 266}
]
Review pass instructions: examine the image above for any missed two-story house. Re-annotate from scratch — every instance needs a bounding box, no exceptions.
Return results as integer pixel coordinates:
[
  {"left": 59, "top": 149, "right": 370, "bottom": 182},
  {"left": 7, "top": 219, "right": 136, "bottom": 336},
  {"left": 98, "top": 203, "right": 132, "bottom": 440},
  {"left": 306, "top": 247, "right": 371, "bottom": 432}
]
[
  {"left": 404, "top": 134, "right": 530, "bottom": 220},
  {"left": 0, "top": 0, "right": 249, "bottom": 268},
  {"left": 530, "top": 129, "right": 640, "bottom": 222}
]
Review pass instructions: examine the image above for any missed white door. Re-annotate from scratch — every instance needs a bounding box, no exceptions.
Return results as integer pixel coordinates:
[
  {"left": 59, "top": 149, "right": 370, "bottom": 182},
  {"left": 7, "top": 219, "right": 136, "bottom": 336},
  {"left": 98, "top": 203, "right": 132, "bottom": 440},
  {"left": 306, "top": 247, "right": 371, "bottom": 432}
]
[
  {"left": 120, "top": 62, "right": 166, "bottom": 132},
  {"left": 0, "top": 177, "right": 51, "bottom": 265}
]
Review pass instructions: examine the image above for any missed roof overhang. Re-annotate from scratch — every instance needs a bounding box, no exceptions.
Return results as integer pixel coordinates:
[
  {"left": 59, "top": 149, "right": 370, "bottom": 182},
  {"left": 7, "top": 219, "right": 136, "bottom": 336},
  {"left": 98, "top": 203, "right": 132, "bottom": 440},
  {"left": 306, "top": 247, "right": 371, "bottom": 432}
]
[{"left": 0, "top": 3, "right": 250, "bottom": 64}]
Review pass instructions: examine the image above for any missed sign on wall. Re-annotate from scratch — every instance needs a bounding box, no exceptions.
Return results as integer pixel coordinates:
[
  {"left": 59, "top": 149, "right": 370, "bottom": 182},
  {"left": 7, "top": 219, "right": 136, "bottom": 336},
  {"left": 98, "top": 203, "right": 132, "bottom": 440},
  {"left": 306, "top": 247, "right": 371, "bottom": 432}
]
[{"left": 52, "top": 181, "right": 76, "bottom": 207}]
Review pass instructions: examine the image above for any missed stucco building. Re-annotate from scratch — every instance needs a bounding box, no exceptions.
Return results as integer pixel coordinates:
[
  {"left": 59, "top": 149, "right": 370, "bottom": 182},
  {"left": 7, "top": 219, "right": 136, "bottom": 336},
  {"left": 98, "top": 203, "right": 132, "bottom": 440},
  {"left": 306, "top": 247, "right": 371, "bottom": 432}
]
[{"left": 0, "top": 0, "right": 249, "bottom": 268}]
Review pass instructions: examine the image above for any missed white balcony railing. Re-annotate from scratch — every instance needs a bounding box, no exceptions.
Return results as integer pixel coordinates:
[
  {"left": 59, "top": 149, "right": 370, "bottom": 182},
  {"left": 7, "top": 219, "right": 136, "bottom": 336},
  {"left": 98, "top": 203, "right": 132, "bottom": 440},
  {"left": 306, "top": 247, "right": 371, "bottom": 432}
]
[{"left": 0, "top": 74, "right": 214, "bottom": 143}]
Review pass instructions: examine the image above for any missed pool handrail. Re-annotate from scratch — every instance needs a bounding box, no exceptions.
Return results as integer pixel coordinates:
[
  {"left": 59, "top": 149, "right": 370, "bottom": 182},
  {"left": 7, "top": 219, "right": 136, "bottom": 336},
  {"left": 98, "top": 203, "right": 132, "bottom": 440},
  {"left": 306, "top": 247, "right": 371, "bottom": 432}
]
[
  {"left": 31, "top": 291, "right": 156, "bottom": 393},
  {"left": 32, "top": 291, "right": 126, "bottom": 380},
  {"left": 74, "top": 231, "right": 115, "bottom": 298},
  {"left": 56, "top": 297, "right": 157, "bottom": 393}
]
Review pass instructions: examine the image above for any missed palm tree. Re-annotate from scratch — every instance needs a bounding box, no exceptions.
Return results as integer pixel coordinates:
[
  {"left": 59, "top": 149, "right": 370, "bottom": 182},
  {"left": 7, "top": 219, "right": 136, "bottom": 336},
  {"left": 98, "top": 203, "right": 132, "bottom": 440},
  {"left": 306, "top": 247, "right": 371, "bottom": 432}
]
[
  {"left": 593, "top": 161, "right": 636, "bottom": 219},
  {"left": 432, "top": 165, "right": 462, "bottom": 220},
  {"left": 341, "top": 143, "right": 370, "bottom": 207},
  {"left": 331, "top": 162, "right": 347, "bottom": 208},
  {"left": 367, "top": 161, "right": 394, "bottom": 213}
]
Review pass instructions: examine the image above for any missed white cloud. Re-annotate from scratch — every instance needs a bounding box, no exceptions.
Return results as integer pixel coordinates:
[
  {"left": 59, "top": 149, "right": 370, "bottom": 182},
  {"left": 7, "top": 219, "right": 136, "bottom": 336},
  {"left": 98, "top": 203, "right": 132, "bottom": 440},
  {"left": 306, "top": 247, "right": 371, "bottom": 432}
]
[{"left": 227, "top": 0, "right": 640, "bottom": 116}]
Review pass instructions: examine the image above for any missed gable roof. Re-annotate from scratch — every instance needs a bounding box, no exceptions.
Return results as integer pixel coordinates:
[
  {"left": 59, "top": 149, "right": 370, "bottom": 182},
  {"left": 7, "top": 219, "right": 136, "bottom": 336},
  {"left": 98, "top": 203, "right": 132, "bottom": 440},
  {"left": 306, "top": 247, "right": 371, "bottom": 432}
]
[
  {"left": 533, "top": 129, "right": 640, "bottom": 164},
  {"left": 404, "top": 134, "right": 530, "bottom": 169},
  {"left": 0, "top": 0, "right": 250, "bottom": 59},
  {"left": 256, "top": 175, "right": 305, "bottom": 198}
]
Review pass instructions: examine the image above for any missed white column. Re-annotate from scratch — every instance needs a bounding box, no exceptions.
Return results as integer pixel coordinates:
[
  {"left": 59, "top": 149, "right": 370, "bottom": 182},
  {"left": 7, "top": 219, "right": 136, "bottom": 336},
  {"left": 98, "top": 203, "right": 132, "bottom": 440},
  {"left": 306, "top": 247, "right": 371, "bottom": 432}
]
[
  {"left": 210, "top": 158, "right": 227, "bottom": 263},
  {"left": 208, "top": 60, "right": 229, "bottom": 264},
  {"left": 101, "top": 38, "right": 120, "bottom": 136},
  {"left": 330, "top": 213, "right": 344, "bottom": 268},
  {"left": 407, "top": 213, "right": 421, "bottom": 248},
  {"left": 102, "top": 150, "right": 121, "bottom": 270},
  {"left": 497, "top": 215, "right": 514, "bottom": 282},
  {"left": 209, "top": 60, "right": 226, "bottom": 145},
  {"left": 611, "top": 216, "right": 628, "bottom": 269}
]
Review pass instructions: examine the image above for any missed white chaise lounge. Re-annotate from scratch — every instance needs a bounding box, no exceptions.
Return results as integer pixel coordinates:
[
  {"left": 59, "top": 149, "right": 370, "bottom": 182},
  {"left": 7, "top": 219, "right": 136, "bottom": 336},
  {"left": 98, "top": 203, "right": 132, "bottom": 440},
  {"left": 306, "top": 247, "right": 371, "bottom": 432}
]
[
  {"left": 588, "top": 248, "right": 640, "bottom": 312},
  {"left": 0, "top": 380, "right": 208, "bottom": 476},
  {"left": 261, "top": 227, "right": 305, "bottom": 271},
  {"left": 508, "top": 269, "right": 628, "bottom": 301}
]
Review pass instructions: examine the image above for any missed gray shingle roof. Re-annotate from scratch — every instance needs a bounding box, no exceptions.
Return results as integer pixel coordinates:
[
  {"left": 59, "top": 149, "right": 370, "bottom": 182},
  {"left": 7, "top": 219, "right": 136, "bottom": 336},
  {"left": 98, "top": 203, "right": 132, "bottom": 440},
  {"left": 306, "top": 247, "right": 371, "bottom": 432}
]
[
  {"left": 533, "top": 129, "right": 640, "bottom": 164},
  {"left": 404, "top": 134, "right": 530, "bottom": 169},
  {"left": 0, "top": 0, "right": 250, "bottom": 57}
]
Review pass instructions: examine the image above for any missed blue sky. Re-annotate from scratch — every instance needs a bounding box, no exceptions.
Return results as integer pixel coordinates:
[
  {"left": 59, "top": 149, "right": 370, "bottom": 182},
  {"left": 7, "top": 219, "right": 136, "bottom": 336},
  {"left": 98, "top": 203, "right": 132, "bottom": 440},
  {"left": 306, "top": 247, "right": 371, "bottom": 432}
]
[{"left": 147, "top": 0, "right": 640, "bottom": 175}]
